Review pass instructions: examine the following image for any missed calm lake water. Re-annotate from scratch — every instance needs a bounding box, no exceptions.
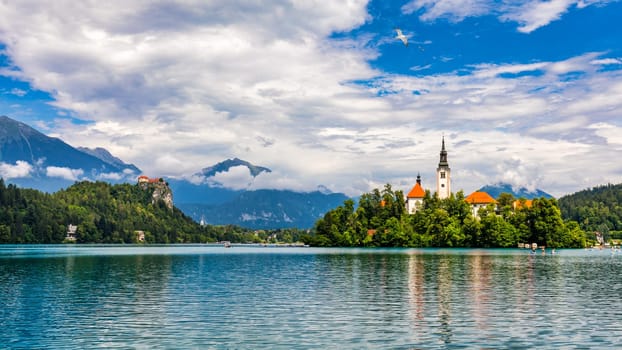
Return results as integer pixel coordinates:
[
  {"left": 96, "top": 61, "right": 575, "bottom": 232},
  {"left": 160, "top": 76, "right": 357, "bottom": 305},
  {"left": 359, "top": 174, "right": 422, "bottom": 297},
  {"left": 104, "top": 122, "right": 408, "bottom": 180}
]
[{"left": 1, "top": 245, "right": 621, "bottom": 349}]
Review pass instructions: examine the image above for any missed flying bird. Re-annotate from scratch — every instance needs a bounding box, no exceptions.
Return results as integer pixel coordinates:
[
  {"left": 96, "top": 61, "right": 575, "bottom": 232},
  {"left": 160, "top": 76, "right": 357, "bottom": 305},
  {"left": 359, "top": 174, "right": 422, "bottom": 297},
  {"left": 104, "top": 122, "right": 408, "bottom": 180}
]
[{"left": 395, "top": 28, "right": 408, "bottom": 46}]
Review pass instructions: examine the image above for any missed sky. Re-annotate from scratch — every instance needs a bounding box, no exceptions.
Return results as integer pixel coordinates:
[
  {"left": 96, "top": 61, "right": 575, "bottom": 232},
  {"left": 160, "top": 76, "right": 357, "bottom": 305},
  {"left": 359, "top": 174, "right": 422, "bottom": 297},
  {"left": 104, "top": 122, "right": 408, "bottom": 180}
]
[{"left": 0, "top": 0, "right": 621, "bottom": 198}]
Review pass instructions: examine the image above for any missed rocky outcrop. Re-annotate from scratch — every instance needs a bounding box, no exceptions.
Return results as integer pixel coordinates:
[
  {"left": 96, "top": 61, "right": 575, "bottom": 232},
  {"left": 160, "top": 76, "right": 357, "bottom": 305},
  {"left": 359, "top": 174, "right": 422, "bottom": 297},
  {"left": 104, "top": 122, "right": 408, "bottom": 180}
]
[
  {"left": 139, "top": 178, "right": 174, "bottom": 210},
  {"left": 151, "top": 183, "right": 174, "bottom": 210}
]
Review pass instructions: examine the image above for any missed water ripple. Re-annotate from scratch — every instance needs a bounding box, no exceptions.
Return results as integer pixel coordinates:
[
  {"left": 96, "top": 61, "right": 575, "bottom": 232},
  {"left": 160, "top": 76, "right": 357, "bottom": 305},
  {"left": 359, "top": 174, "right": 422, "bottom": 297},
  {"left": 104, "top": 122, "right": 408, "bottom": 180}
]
[{"left": 1, "top": 247, "right": 621, "bottom": 348}]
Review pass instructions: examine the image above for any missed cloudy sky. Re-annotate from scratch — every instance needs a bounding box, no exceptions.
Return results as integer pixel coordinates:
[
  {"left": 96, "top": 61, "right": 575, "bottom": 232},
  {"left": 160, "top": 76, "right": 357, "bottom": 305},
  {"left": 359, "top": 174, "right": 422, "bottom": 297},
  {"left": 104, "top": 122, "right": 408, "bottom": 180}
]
[{"left": 0, "top": 0, "right": 621, "bottom": 197}]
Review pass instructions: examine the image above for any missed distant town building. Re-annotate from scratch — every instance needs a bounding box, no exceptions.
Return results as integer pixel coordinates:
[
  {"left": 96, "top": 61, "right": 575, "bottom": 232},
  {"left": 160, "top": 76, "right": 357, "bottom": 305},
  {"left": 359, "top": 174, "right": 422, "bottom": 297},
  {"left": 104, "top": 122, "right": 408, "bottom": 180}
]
[
  {"left": 66, "top": 224, "right": 77, "bottom": 241},
  {"left": 134, "top": 230, "right": 145, "bottom": 242},
  {"left": 465, "top": 191, "right": 496, "bottom": 218}
]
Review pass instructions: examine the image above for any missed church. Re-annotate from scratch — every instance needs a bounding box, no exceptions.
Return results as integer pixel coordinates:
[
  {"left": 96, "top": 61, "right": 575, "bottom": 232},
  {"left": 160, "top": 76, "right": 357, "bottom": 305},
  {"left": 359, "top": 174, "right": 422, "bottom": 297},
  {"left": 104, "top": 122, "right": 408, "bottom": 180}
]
[
  {"left": 406, "top": 137, "right": 497, "bottom": 217},
  {"left": 406, "top": 136, "right": 452, "bottom": 214}
]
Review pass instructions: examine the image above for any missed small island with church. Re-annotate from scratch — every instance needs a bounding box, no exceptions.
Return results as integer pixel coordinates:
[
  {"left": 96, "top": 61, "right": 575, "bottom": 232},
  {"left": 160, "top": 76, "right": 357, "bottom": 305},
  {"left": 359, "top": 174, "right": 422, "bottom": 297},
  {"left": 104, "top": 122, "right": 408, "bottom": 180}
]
[{"left": 304, "top": 137, "right": 587, "bottom": 249}]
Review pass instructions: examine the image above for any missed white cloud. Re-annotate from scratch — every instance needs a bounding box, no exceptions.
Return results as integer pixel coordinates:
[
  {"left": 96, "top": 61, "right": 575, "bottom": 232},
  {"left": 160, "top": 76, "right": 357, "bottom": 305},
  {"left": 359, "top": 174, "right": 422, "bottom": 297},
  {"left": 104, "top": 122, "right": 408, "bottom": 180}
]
[
  {"left": 591, "top": 57, "right": 622, "bottom": 65},
  {"left": 46, "top": 166, "right": 84, "bottom": 181},
  {"left": 402, "top": 0, "right": 491, "bottom": 22},
  {"left": 0, "top": 161, "right": 33, "bottom": 179},
  {"left": 10, "top": 88, "right": 27, "bottom": 97},
  {"left": 402, "top": 0, "right": 612, "bottom": 33},
  {"left": 589, "top": 122, "right": 622, "bottom": 147},
  {"left": 0, "top": 2, "right": 620, "bottom": 198},
  {"left": 205, "top": 165, "right": 256, "bottom": 190},
  {"left": 502, "top": 0, "right": 575, "bottom": 33},
  {"left": 97, "top": 172, "right": 128, "bottom": 181}
]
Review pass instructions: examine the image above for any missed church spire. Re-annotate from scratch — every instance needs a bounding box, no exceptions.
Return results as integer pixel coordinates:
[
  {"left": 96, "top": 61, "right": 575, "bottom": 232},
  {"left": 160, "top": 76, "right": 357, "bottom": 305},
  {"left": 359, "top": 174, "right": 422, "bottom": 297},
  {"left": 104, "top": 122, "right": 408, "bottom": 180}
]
[
  {"left": 436, "top": 135, "right": 451, "bottom": 199},
  {"left": 438, "top": 135, "right": 449, "bottom": 167}
]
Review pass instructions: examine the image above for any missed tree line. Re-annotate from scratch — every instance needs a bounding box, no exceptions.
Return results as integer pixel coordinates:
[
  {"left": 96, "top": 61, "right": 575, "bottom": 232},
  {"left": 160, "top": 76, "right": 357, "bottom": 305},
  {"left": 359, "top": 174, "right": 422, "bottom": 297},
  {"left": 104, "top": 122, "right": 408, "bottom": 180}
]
[
  {"left": 0, "top": 178, "right": 302, "bottom": 244},
  {"left": 558, "top": 183, "right": 622, "bottom": 242},
  {"left": 302, "top": 184, "right": 587, "bottom": 248}
]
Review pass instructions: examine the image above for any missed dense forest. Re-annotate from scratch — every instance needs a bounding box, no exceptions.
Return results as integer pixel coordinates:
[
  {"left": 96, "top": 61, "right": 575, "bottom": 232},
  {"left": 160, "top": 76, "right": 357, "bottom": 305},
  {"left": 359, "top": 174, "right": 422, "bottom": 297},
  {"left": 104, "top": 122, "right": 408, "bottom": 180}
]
[
  {"left": 2, "top": 177, "right": 617, "bottom": 248},
  {"left": 302, "top": 184, "right": 587, "bottom": 248},
  {"left": 0, "top": 179, "right": 303, "bottom": 244},
  {"left": 558, "top": 183, "right": 622, "bottom": 241}
]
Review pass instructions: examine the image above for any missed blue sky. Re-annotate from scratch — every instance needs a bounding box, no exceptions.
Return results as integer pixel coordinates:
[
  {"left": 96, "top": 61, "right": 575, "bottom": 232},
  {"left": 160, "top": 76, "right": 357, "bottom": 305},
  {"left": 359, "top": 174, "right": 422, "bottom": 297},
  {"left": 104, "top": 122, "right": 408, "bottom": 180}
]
[{"left": 0, "top": 0, "right": 621, "bottom": 197}]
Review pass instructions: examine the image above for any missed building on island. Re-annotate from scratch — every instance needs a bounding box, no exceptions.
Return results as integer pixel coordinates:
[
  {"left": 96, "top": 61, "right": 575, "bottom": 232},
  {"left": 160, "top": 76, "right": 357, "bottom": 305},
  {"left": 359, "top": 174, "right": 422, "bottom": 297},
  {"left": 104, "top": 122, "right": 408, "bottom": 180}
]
[
  {"left": 405, "top": 137, "right": 509, "bottom": 218},
  {"left": 465, "top": 191, "right": 496, "bottom": 217},
  {"left": 406, "top": 173, "right": 425, "bottom": 214},
  {"left": 436, "top": 136, "right": 451, "bottom": 200},
  {"left": 513, "top": 199, "right": 532, "bottom": 210},
  {"left": 405, "top": 137, "right": 452, "bottom": 213}
]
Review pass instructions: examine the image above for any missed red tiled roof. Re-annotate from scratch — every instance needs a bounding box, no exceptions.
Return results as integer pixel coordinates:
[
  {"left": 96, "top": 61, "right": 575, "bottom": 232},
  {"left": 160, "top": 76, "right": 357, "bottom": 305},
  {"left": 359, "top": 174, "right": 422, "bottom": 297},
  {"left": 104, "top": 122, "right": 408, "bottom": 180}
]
[
  {"left": 513, "top": 199, "right": 533, "bottom": 209},
  {"left": 407, "top": 183, "right": 425, "bottom": 198},
  {"left": 465, "top": 191, "right": 496, "bottom": 204}
]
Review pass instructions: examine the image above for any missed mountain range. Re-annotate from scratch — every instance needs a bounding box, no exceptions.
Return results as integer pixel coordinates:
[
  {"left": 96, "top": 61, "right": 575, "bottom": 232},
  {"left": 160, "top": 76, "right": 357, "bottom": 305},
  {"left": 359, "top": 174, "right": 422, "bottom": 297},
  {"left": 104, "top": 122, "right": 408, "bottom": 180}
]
[
  {"left": 477, "top": 183, "right": 553, "bottom": 199},
  {"left": 0, "top": 115, "right": 555, "bottom": 229},
  {"left": 0, "top": 115, "right": 140, "bottom": 192},
  {"left": 0, "top": 115, "right": 348, "bottom": 229}
]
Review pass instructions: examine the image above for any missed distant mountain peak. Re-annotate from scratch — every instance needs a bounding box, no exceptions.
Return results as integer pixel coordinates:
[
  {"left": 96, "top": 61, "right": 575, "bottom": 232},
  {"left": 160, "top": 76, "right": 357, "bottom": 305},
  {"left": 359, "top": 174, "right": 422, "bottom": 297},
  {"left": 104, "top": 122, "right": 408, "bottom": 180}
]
[
  {"left": 77, "top": 147, "right": 141, "bottom": 173},
  {"left": 0, "top": 115, "right": 142, "bottom": 192},
  {"left": 200, "top": 158, "right": 271, "bottom": 178},
  {"left": 317, "top": 185, "right": 333, "bottom": 194},
  {"left": 478, "top": 182, "right": 553, "bottom": 199}
]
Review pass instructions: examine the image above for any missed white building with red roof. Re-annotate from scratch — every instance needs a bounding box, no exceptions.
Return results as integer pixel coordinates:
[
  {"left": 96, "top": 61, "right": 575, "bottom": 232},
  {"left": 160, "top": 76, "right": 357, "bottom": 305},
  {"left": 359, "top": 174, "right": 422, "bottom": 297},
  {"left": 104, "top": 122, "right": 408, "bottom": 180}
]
[
  {"left": 406, "top": 174, "right": 426, "bottom": 214},
  {"left": 465, "top": 191, "right": 496, "bottom": 217}
]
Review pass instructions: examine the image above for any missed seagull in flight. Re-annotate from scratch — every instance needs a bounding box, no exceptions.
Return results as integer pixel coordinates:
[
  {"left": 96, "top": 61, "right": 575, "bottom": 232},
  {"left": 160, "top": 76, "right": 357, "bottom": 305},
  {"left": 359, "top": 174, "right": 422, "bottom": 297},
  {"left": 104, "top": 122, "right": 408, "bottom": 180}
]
[{"left": 395, "top": 28, "right": 408, "bottom": 46}]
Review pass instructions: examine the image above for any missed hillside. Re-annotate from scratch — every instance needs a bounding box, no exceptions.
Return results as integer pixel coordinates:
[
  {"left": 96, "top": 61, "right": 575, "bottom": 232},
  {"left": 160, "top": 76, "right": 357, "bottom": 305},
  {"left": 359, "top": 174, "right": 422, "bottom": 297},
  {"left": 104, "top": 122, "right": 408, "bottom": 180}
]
[
  {"left": 0, "top": 179, "right": 256, "bottom": 244},
  {"left": 558, "top": 183, "right": 622, "bottom": 234},
  {"left": 178, "top": 189, "right": 349, "bottom": 229}
]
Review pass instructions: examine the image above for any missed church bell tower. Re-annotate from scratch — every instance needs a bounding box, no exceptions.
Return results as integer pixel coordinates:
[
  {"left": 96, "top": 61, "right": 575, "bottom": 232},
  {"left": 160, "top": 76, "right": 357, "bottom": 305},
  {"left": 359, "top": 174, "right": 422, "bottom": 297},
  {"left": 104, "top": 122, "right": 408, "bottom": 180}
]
[{"left": 436, "top": 136, "right": 451, "bottom": 199}]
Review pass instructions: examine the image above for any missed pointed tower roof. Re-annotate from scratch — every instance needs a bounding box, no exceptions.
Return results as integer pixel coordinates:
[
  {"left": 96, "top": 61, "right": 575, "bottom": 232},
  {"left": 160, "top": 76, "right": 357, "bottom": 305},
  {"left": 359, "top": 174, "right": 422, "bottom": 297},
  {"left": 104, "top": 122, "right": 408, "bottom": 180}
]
[
  {"left": 438, "top": 135, "right": 449, "bottom": 168},
  {"left": 407, "top": 174, "right": 425, "bottom": 198}
]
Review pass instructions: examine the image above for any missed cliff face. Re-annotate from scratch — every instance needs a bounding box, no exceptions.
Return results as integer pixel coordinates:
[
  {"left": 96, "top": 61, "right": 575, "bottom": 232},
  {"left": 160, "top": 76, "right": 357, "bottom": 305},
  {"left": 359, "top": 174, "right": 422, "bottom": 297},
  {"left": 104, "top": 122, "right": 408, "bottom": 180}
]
[
  {"left": 152, "top": 184, "right": 174, "bottom": 210},
  {"left": 139, "top": 180, "right": 174, "bottom": 210}
]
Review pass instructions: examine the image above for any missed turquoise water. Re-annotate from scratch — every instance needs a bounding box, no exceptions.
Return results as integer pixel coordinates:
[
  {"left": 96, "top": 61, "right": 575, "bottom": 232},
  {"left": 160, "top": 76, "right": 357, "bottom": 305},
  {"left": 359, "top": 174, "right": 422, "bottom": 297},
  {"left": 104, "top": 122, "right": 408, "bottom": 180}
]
[{"left": 1, "top": 245, "right": 621, "bottom": 349}]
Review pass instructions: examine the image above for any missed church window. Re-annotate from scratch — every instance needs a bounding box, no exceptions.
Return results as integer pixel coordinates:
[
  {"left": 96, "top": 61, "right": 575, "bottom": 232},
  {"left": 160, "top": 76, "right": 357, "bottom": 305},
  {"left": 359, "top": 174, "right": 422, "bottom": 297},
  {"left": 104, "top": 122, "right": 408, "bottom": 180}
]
[{"left": 440, "top": 172, "right": 445, "bottom": 179}]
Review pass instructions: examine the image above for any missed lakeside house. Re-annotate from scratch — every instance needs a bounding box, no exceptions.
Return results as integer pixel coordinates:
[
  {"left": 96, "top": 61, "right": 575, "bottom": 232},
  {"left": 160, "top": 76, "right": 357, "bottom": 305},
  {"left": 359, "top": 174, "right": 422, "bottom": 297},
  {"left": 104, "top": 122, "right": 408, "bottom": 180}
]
[{"left": 65, "top": 224, "right": 77, "bottom": 241}]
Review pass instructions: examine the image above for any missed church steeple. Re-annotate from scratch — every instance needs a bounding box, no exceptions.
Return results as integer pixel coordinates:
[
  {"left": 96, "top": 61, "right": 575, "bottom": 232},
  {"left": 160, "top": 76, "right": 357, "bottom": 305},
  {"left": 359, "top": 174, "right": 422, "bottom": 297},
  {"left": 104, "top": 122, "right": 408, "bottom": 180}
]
[
  {"left": 439, "top": 136, "right": 448, "bottom": 167},
  {"left": 436, "top": 136, "right": 451, "bottom": 199}
]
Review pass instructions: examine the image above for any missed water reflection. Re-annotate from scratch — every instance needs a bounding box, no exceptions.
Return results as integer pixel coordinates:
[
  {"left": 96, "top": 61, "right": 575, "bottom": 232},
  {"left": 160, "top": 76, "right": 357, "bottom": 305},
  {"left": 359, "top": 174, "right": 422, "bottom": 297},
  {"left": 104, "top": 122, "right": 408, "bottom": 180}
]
[{"left": 1, "top": 247, "right": 622, "bottom": 349}]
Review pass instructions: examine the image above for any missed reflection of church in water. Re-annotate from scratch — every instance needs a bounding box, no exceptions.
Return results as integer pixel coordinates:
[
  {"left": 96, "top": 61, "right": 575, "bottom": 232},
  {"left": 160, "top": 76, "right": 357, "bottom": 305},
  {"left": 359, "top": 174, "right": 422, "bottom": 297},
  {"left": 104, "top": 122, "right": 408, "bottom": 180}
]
[{"left": 406, "top": 137, "right": 451, "bottom": 214}]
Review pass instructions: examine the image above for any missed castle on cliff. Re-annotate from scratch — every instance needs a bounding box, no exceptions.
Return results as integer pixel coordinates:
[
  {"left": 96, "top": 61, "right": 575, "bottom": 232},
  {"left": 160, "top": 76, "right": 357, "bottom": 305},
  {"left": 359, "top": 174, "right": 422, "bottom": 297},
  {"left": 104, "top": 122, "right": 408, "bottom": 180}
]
[{"left": 137, "top": 175, "right": 174, "bottom": 210}]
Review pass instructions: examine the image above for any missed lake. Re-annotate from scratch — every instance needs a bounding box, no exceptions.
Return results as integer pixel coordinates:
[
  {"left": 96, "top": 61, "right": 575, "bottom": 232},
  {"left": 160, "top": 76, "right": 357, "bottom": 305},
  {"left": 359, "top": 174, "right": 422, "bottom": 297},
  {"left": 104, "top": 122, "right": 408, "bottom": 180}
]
[{"left": 1, "top": 245, "right": 621, "bottom": 349}]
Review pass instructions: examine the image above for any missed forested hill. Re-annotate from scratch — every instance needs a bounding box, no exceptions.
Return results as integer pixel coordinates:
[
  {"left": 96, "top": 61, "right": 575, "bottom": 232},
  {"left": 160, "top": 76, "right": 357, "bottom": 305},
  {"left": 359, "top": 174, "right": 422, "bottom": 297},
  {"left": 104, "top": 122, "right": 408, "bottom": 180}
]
[
  {"left": 558, "top": 183, "right": 622, "bottom": 234},
  {"left": 0, "top": 179, "right": 256, "bottom": 243}
]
